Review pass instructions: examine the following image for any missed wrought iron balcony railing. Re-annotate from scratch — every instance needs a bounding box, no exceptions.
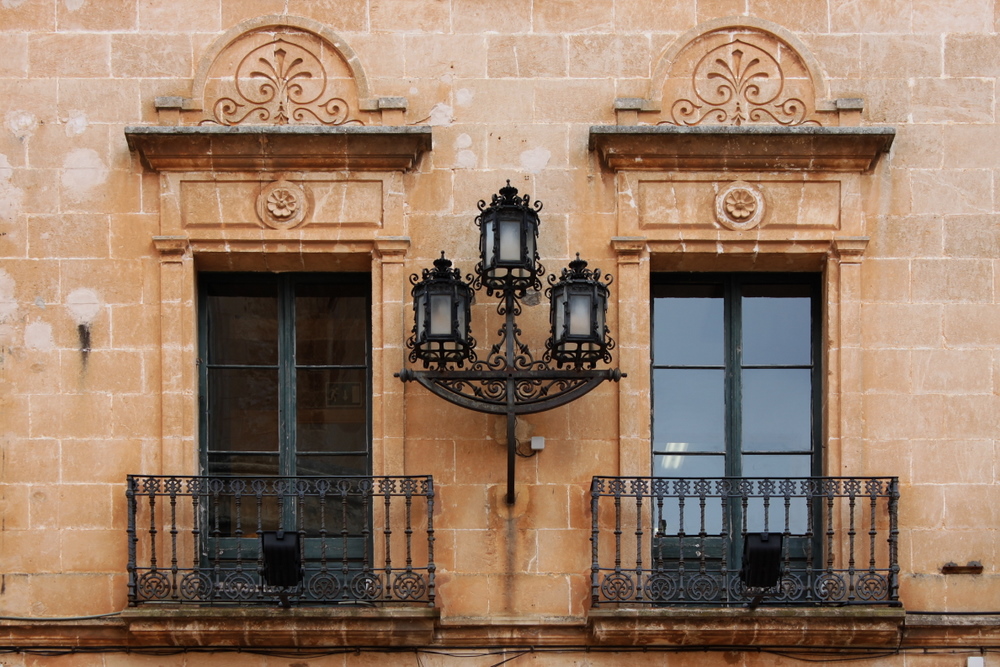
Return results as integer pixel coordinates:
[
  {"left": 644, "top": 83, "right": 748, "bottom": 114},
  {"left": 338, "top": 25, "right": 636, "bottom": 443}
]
[
  {"left": 591, "top": 476, "right": 899, "bottom": 607},
  {"left": 127, "top": 475, "right": 435, "bottom": 606}
]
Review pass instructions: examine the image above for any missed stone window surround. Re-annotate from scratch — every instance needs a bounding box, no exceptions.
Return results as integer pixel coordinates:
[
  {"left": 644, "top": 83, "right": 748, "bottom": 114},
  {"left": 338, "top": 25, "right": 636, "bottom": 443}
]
[
  {"left": 126, "top": 124, "right": 432, "bottom": 484},
  {"left": 594, "top": 124, "right": 894, "bottom": 485}
]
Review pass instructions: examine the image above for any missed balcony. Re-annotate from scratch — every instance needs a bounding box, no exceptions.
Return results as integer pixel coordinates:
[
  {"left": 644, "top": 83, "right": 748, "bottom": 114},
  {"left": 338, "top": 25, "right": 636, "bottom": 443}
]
[
  {"left": 126, "top": 475, "right": 435, "bottom": 607},
  {"left": 590, "top": 476, "right": 899, "bottom": 608}
]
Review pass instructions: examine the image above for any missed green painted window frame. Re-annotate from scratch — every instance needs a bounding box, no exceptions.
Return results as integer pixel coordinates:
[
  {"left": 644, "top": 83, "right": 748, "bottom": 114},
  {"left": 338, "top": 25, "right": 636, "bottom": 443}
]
[
  {"left": 651, "top": 272, "right": 822, "bottom": 480},
  {"left": 198, "top": 272, "right": 372, "bottom": 479},
  {"left": 651, "top": 273, "right": 822, "bottom": 568},
  {"left": 197, "top": 272, "right": 372, "bottom": 557}
]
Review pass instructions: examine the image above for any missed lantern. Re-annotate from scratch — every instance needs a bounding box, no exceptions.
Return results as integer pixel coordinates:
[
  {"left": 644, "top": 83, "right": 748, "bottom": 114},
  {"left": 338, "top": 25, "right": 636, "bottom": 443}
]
[
  {"left": 548, "top": 255, "right": 611, "bottom": 369},
  {"left": 410, "top": 253, "right": 474, "bottom": 368},
  {"left": 476, "top": 181, "right": 540, "bottom": 294}
]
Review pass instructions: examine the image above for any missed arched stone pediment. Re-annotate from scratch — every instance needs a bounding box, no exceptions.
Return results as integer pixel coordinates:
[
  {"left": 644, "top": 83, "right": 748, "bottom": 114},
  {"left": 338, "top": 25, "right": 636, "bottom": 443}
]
[
  {"left": 164, "top": 15, "right": 386, "bottom": 126},
  {"left": 646, "top": 17, "right": 836, "bottom": 127}
]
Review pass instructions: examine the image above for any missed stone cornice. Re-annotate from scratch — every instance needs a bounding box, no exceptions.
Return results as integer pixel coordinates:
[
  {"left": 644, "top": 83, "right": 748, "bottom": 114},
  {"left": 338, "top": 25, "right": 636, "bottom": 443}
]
[
  {"left": 125, "top": 125, "right": 432, "bottom": 172},
  {"left": 589, "top": 125, "right": 895, "bottom": 172}
]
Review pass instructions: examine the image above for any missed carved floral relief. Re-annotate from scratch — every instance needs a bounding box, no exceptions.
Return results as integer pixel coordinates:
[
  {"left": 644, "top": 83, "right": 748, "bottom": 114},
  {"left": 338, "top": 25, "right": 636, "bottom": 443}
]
[
  {"left": 256, "top": 179, "right": 310, "bottom": 229},
  {"left": 658, "top": 29, "right": 823, "bottom": 127},
  {"left": 200, "top": 29, "right": 364, "bottom": 126},
  {"left": 714, "top": 181, "right": 765, "bottom": 230}
]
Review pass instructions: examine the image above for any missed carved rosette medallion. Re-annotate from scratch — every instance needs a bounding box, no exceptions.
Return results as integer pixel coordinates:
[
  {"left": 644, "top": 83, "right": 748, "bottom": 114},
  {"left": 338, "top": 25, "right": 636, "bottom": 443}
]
[
  {"left": 715, "top": 181, "right": 765, "bottom": 231},
  {"left": 256, "top": 179, "right": 309, "bottom": 229},
  {"left": 211, "top": 37, "right": 354, "bottom": 126}
]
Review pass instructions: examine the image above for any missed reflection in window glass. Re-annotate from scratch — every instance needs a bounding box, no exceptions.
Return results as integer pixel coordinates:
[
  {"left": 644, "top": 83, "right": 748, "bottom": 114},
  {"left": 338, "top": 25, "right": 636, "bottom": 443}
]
[{"left": 653, "top": 369, "right": 725, "bottom": 453}]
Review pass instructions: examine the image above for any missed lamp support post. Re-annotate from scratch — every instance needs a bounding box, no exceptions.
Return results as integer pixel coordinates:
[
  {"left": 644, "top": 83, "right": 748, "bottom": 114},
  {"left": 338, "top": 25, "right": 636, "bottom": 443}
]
[{"left": 397, "top": 183, "right": 625, "bottom": 505}]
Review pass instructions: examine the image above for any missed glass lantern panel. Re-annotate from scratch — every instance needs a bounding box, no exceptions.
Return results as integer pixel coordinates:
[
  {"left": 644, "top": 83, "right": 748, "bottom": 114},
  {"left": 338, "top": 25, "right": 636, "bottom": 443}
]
[
  {"left": 415, "top": 291, "right": 426, "bottom": 341},
  {"left": 568, "top": 293, "right": 591, "bottom": 337},
  {"left": 429, "top": 293, "right": 452, "bottom": 337},
  {"left": 498, "top": 217, "right": 521, "bottom": 263},
  {"left": 552, "top": 287, "right": 567, "bottom": 340},
  {"left": 483, "top": 217, "right": 495, "bottom": 267},
  {"left": 456, "top": 292, "right": 467, "bottom": 338}
]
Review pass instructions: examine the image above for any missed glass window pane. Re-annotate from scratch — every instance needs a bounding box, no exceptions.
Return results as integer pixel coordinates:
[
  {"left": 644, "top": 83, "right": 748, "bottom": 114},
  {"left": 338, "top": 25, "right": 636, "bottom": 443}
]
[
  {"left": 653, "top": 292, "right": 723, "bottom": 366},
  {"left": 654, "top": 453, "right": 725, "bottom": 478},
  {"left": 205, "top": 283, "right": 278, "bottom": 366},
  {"left": 742, "top": 294, "right": 811, "bottom": 366},
  {"left": 296, "top": 454, "right": 369, "bottom": 477},
  {"left": 742, "top": 369, "right": 812, "bottom": 452},
  {"left": 653, "top": 368, "right": 725, "bottom": 453},
  {"left": 206, "top": 452, "right": 280, "bottom": 477},
  {"left": 295, "top": 284, "right": 367, "bottom": 366},
  {"left": 296, "top": 368, "right": 368, "bottom": 453},
  {"left": 207, "top": 368, "right": 279, "bottom": 453}
]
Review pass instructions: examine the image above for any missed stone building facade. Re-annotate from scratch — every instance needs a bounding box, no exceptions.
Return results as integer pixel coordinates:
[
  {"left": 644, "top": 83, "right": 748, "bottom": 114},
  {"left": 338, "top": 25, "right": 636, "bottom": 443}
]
[{"left": 1, "top": 0, "right": 999, "bottom": 665}]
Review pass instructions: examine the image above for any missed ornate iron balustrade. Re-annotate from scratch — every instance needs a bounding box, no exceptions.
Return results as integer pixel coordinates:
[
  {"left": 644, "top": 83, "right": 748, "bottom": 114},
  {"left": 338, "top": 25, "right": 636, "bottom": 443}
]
[
  {"left": 591, "top": 476, "right": 899, "bottom": 607},
  {"left": 127, "top": 475, "right": 435, "bottom": 606}
]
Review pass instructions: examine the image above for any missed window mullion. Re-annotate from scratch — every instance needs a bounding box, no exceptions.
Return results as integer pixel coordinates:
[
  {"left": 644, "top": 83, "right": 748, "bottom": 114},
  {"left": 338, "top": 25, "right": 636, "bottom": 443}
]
[
  {"left": 278, "top": 276, "right": 297, "bottom": 478},
  {"left": 725, "top": 277, "right": 742, "bottom": 479}
]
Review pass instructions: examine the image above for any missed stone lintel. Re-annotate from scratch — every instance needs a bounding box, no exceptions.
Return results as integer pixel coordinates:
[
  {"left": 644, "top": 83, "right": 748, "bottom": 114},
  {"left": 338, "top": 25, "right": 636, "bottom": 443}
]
[
  {"left": 589, "top": 125, "right": 895, "bottom": 173},
  {"left": 126, "top": 125, "right": 433, "bottom": 172},
  {"left": 434, "top": 616, "right": 587, "bottom": 646},
  {"left": 588, "top": 608, "right": 905, "bottom": 647}
]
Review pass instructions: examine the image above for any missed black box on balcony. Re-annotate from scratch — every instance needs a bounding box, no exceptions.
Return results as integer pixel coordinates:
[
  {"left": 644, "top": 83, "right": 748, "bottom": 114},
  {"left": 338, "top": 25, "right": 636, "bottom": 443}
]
[
  {"left": 741, "top": 532, "right": 783, "bottom": 589},
  {"left": 261, "top": 530, "right": 302, "bottom": 588}
]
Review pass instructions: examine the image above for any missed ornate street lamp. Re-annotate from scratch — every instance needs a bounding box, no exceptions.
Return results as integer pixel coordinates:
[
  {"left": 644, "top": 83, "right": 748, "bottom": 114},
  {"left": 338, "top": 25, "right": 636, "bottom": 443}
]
[
  {"left": 547, "top": 255, "right": 611, "bottom": 369},
  {"left": 409, "top": 253, "right": 475, "bottom": 369},
  {"left": 398, "top": 182, "right": 625, "bottom": 504}
]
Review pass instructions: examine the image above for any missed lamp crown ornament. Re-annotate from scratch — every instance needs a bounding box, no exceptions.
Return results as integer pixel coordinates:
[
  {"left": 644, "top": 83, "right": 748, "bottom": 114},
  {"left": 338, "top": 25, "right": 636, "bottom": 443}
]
[{"left": 398, "top": 183, "right": 626, "bottom": 505}]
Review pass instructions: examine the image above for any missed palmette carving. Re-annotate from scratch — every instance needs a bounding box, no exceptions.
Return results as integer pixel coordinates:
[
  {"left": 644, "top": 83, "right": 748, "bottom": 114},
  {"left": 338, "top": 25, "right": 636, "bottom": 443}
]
[
  {"left": 657, "top": 27, "right": 825, "bottom": 127},
  {"left": 667, "top": 40, "right": 813, "bottom": 126},
  {"left": 207, "top": 37, "right": 358, "bottom": 126}
]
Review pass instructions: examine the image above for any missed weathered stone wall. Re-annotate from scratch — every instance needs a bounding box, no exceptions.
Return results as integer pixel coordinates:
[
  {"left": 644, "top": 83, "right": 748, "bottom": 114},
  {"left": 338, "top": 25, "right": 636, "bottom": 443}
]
[{"left": 2, "top": 0, "right": 999, "bottom": 663}]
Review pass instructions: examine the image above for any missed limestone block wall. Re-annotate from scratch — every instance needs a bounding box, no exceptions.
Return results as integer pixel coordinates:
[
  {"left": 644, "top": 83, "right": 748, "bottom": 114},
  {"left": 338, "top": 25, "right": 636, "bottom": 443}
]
[{"left": 0, "top": 0, "right": 999, "bottom": 663}]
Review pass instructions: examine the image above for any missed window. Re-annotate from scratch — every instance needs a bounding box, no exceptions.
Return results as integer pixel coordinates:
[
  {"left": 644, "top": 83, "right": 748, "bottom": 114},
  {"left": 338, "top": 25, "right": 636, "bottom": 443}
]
[
  {"left": 199, "top": 272, "right": 372, "bottom": 479},
  {"left": 651, "top": 273, "right": 820, "bottom": 549},
  {"left": 198, "top": 272, "right": 372, "bottom": 547},
  {"left": 652, "top": 273, "right": 820, "bottom": 482}
]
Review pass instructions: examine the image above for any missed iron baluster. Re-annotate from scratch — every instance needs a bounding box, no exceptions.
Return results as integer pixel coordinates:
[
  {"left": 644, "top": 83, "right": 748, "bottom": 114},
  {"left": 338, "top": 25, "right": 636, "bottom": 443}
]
[
  {"left": 426, "top": 478, "right": 436, "bottom": 607},
  {"left": 126, "top": 476, "right": 138, "bottom": 605},
  {"left": 633, "top": 483, "right": 644, "bottom": 600},
  {"left": 167, "top": 478, "right": 180, "bottom": 600},
  {"left": 590, "top": 478, "right": 601, "bottom": 607},
  {"left": 889, "top": 478, "right": 900, "bottom": 602},
  {"left": 868, "top": 480, "right": 879, "bottom": 574}
]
